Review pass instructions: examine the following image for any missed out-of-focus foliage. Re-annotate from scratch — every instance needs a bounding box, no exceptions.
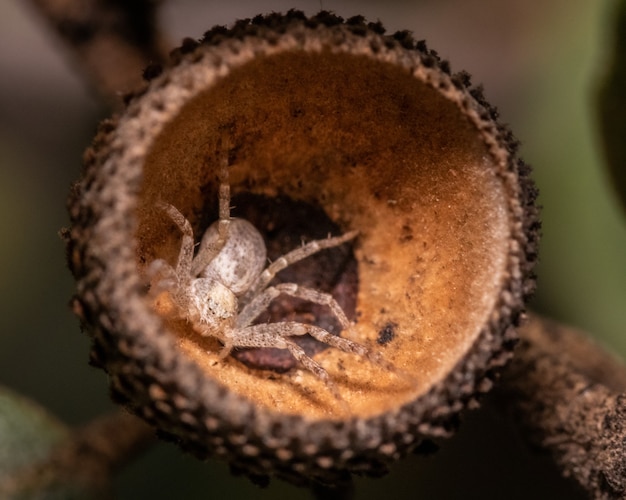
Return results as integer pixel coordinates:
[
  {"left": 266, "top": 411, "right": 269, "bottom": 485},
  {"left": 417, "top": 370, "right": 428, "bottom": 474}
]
[
  {"left": 0, "top": 387, "right": 95, "bottom": 499},
  {"left": 0, "top": 386, "right": 68, "bottom": 483},
  {"left": 518, "top": 0, "right": 626, "bottom": 354},
  {"left": 598, "top": 0, "right": 626, "bottom": 213}
]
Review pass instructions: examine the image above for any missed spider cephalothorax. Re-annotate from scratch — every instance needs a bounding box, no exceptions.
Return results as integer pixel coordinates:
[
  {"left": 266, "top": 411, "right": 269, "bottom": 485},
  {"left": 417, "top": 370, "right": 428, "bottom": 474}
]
[{"left": 147, "top": 151, "right": 402, "bottom": 405}]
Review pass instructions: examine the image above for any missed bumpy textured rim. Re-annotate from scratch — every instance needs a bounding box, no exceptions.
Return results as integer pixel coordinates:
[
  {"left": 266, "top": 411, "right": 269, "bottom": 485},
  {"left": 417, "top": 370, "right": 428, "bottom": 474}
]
[{"left": 66, "top": 11, "right": 539, "bottom": 485}]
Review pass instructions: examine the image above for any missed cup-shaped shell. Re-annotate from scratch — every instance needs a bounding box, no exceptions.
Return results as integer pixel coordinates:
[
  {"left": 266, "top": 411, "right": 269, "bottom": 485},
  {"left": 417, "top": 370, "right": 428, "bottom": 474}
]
[{"left": 67, "top": 12, "right": 539, "bottom": 484}]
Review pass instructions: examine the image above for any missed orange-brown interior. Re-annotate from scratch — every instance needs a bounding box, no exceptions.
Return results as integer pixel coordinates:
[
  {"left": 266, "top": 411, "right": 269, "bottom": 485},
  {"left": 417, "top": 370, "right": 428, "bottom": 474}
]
[{"left": 136, "top": 51, "right": 510, "bottom": 420}]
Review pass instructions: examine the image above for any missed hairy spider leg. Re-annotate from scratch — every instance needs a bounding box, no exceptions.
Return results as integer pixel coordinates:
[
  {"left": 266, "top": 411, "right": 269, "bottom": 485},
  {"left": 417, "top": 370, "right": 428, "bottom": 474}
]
[
  {"left": 241, "top": 230, "right": 359, "bottom": 305},
  {"left": 146, "top": 258, "right": 179, "bottom": 294},
  {"left": 236, "top": 282, "right": 350, "bottom": 329},
  {"left": 283, "top": 337, "right": 347, "bottom": 409},
  {"left": 156, "top": 202, "right": 195, "bottom": 281},
  {"left": 222, "top": 321, "right": 348, "bottom": 407},
  {"left": 190, "top": 136, "right": 232, "bottom": 277},
  {"left": 303, "top": 324, "right": 405, "bottom": 376},
  {"left": 237, "top": 284, "right": 408, "bottom": 380},
  {"left": 288, "top": 323, "right": 412, "bottom": 400}
]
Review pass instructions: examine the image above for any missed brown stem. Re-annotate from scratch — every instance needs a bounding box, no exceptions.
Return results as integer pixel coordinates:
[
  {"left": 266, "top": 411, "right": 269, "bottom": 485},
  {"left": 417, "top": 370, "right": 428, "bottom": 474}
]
[
  {"left": 51, "top": 409, "right": 156, "bottom": 484},
  {"left": 4, "top": 409, "right": 156, "bottom": 496},
  {"left": 503, "top": 314, "right": 626, "bottom": 499},
  {"left": 28, "top": 0, "right": 169, "bottom": 105}
]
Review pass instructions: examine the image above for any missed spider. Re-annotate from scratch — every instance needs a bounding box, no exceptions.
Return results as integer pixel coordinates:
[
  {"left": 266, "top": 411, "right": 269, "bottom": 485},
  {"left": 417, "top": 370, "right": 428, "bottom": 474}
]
[{"left": 147, "top": 150, "right": 400, "bottom": 404}]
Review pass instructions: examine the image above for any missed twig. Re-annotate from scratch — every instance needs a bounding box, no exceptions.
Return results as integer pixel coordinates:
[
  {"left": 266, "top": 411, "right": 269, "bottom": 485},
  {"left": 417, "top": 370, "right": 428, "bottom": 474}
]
[
  {"left": 503, "top": 314, "right": 626, "bottom": 499},
  {"left": 2, "top": 409, "right": 156, "bottom": 496},
  {"left": 28, "top": 0, "right": 169, "bottom": 105}
]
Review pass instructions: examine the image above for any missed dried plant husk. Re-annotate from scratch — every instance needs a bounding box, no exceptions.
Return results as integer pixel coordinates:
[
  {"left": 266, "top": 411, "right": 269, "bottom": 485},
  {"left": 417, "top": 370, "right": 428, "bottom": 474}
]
[{"left": 66, "top": 12, "right": 539, "bottom": 485}]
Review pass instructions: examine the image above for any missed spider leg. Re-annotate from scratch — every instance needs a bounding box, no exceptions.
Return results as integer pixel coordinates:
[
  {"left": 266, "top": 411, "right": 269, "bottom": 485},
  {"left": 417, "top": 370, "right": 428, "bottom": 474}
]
[
  {"left": 283, "top": 337, "right": 346, "bottom": 406},
  {"left": 218, "top": 341, "right": 233, "bottom": 359},
  {"left": 281, "top": 321, "right": 414, "bottom": 385},
  {"left": 236, "top": 285, "right": 413, "bottom": 382},
  {"left": 304, "top": 325, "right": 403, "bottom": 376},
  {"left": 190, "top": 138, "right": 231, "bottom": 277},
  {"left": 236, "top": 283, "right": 350, "bottom": 329},
  {"left": 241, "top": 230, "right": 359, "bottom": 303},
  {"left": 156, "top": 202, "right": 195, "bottom": 278},
  {"left": 227, "top": 323, "right": 347, "bottom": 406},
  {"left": 146, "top": 258, "right": 178, "bottom": 293},
  {"left": 145, "top": 259, "right": 185, "bottom": 319}
]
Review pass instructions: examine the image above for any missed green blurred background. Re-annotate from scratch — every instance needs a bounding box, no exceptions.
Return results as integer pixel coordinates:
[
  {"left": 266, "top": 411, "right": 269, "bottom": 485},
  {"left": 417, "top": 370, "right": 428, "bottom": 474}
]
[{"left": 0, "top": 0, "right": 624, "bottom": 498}]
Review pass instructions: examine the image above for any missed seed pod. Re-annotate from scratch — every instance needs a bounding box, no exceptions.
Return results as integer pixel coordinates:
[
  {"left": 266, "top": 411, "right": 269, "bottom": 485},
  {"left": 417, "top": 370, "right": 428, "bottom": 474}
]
[{"left": 66, "top": 11, "right": 539, "bottom": 485}]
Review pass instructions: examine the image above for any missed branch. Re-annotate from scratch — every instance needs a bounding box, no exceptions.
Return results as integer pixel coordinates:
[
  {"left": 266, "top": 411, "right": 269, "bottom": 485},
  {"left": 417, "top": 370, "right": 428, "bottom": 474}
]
[
  {"left": 2, "top": 409, "right": 155, "bottom": 497},
  {"left": 28, "top": 0, "right": 169, "bottom": 105},
  {"left": 503, "top": 314, "right": 626, "bottom": 499}
]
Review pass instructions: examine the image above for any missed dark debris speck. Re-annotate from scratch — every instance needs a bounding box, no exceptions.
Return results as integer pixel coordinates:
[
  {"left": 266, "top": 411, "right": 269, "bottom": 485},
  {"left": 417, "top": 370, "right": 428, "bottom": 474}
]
[{"left": 377, "top": 322, "right": 397, "bottom": 345}]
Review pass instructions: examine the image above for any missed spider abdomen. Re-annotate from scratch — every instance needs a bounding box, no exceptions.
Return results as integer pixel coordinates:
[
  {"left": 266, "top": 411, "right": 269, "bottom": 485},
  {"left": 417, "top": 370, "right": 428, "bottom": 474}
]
[{"left": 199, "top": 218, "right": 266, "bottom": 296}]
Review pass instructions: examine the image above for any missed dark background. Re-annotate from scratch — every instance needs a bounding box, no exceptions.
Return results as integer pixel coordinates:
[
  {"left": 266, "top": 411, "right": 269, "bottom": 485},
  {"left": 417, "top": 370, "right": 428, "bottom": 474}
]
[{"left": 0, "top": 0, "right": 624, "bottom": 498}]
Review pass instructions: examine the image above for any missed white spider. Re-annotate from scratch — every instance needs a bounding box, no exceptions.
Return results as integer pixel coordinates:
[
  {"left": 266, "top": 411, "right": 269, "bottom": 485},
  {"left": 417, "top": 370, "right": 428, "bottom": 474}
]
[{"left": 147, "top": 150, "right": 399, "bottom": 403}]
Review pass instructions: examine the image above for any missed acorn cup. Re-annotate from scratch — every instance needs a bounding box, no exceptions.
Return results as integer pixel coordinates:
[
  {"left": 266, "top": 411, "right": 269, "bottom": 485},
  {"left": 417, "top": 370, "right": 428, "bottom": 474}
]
[{"left": 66, "top": 11, "right": 539, "bottom": 485}]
